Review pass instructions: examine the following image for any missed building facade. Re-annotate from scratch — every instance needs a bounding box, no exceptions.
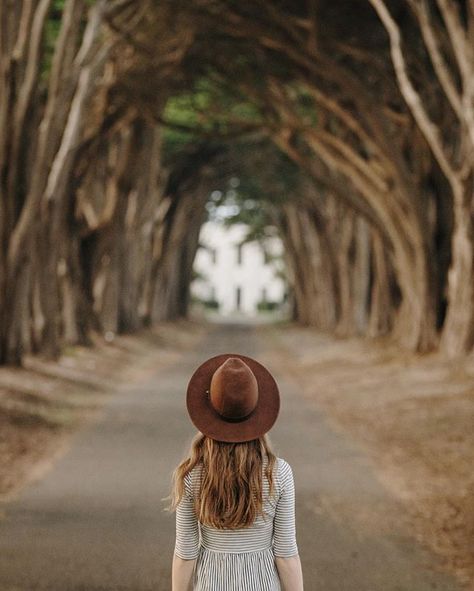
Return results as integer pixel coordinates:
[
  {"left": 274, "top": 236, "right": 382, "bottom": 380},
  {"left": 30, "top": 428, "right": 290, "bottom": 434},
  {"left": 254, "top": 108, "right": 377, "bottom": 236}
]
[{"left": 191, "top": 221, "right": 286, "bottom": 317}]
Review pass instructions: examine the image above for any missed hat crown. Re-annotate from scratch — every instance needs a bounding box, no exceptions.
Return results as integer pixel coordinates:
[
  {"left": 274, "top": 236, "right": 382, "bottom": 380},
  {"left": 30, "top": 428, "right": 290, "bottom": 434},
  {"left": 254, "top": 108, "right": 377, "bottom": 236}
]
[
  {"left": 209, "top": 357, "right": 259, "bottom": 421},
  {"left": 186, "top": 352, "right": 280, "bottom": 443}
]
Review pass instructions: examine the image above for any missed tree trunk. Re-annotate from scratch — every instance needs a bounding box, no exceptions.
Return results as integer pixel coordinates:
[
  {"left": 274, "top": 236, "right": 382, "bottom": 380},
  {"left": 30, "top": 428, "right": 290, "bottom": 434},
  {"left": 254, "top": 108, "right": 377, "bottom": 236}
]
[
  {"left": 368, "top": 231, "right": 394, "bottom": 337},
  {"left": 151, "top": 189, "right": 209, "bottom": 322},
  {"left": 352, "top": 217, "right": 371, "bottom": 334},
  {"left": 440, "top": 181, "right": 474, "bottom": 356},
  {"left": 276, "top": 203, "right": 337, "bottom": 329}
]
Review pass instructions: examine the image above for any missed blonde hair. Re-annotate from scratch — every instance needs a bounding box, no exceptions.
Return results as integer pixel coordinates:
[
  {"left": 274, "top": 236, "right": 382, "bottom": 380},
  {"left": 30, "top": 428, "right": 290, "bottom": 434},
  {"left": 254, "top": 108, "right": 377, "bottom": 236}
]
[{"left": 164, "top": 432, "right": 277, "bottom": 529}]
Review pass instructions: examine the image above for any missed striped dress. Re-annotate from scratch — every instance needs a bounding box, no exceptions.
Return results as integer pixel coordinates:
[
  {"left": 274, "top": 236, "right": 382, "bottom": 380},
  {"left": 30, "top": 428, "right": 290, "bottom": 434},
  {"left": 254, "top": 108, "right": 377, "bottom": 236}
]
[{"left": 174, "top": 456, "right": 298, "bottom": 590}]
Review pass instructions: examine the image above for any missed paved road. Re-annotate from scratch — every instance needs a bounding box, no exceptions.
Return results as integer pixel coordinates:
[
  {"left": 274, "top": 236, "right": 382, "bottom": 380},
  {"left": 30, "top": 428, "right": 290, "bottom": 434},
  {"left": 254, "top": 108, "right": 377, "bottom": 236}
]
[{"left": 0, "top": 323, "right": 461, "bottom": 590}]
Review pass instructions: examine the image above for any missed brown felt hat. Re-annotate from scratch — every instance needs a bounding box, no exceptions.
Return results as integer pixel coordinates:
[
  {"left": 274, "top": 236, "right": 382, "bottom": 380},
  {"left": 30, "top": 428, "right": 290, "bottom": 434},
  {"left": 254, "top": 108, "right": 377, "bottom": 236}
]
[{"left": 186, "top": 353, "right": 280, "bottom": 442}]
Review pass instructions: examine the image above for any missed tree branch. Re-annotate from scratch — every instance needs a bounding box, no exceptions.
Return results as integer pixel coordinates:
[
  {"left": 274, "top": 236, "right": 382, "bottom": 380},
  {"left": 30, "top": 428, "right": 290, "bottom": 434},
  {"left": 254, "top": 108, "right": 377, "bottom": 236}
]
[
  {"left": 410, "top": 0, "right": 463, "bottom": 119},
  {"left": 369, "top": 0, "right": 457, "bottom": 187},
  {"left": 436, "top": 0, "right": 472, "bottom": 81}
]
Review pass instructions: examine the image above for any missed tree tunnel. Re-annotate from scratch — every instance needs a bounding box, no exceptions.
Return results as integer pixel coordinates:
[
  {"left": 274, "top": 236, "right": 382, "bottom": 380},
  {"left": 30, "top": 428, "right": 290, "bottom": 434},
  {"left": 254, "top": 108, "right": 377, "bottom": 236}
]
[{"left": 1, "top": 0, "right": 473, "bottom": 365}]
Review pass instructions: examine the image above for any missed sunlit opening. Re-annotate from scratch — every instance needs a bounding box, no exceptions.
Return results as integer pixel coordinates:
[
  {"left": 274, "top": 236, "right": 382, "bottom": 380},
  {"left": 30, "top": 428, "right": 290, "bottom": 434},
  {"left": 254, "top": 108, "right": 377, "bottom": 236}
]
[{"left": 190, "top": 186, "right": 289, "bottom": 321}]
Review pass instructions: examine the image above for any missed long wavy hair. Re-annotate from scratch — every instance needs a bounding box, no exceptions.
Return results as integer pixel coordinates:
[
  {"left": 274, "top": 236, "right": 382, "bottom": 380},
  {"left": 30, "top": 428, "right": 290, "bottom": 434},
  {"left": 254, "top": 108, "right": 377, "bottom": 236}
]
[{"left": 164, "top": 432, "right": 278, "bottom": 529}]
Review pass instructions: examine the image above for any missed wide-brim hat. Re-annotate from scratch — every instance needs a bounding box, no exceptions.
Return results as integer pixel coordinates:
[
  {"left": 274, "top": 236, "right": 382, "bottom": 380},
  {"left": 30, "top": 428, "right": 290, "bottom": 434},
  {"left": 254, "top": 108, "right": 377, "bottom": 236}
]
[{"left": 186, "top": 353, "right": 280, "bottom": 443}]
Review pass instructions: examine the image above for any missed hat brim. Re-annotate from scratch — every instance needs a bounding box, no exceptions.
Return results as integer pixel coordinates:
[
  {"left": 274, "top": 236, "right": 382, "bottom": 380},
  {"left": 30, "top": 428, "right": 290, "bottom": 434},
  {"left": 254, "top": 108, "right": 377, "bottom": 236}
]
[{"left": 186, "top": 353, "right": 280, "bottom": 443}]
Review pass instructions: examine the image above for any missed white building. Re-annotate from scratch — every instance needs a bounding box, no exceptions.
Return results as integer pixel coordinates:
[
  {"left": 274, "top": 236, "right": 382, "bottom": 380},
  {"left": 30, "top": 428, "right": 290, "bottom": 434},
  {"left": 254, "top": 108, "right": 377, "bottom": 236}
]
[{"left": 192, "top": 221, "right": 286, "bottom": 317}]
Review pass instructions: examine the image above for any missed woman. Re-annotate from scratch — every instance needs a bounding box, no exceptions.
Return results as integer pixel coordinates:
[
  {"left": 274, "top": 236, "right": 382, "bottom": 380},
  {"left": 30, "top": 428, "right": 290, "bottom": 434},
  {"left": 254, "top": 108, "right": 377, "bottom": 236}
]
[{"left": 166, "top": 353, "right": 304, "bottom": 590}]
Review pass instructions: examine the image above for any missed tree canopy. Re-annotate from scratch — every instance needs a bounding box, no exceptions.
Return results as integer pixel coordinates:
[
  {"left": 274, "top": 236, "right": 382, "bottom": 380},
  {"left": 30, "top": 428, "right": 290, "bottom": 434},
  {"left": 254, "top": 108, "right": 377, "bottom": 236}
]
[{"left": 0, "top": 0, "right": 473, "bottom": 364}]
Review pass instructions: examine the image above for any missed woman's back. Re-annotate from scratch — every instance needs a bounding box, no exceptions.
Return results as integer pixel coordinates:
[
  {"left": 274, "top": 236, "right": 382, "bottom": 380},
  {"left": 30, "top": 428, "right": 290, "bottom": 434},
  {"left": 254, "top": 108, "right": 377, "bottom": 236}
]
[
  {"left": 171, "top": 354, "right": 303, "bottom": 590},
  {"left": 174, "top": 455, "right": 298, "bottom": 590}
]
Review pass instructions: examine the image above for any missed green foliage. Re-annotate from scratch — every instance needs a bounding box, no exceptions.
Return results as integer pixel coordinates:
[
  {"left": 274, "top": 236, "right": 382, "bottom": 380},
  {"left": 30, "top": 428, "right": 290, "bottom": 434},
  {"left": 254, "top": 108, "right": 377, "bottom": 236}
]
[
  {"left": 202, "top": 140, "right": 303, "bottom": 248},
  {"left": 162, "top": 75, "right": 262, "bottom": 162},
  {"left": 42, "top": 4, "right": 63, "bottom": 81},
  {"left": 160, "top": 47, "right": 311, "bottom": 258},
  {"left": 256, "top": 300, "right": 281, "bottom": 312},
  {"left": 190, "top": 295, "right": 220, "bottom": 310},
  {"left": 161, "top": 96, "right": 200, "bottom": 162},
  {"left": 41, "top": 0, "right": 92, "bottom": 82},
  {"left": 191, "top": 268, "right": 207, "bottom": 283},
  {"left": 291, "top": 84, "right": 319, "bottom": 127},
  {"left": 204, "top": 298, "right": 219, "bottom": 310},
  {"left": 193, "top": 297, "right": 220, "bottom": 310}
]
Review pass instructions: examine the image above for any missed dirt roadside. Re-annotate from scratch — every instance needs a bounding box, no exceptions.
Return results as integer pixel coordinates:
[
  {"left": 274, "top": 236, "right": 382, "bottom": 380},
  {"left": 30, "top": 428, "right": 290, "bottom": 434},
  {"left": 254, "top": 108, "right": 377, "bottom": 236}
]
[
  {"left": 0, "top": 320, "right": 206, "bottom": 506},
  {"left": 260, "top": 323, "right": 474, "bottom": 589}
]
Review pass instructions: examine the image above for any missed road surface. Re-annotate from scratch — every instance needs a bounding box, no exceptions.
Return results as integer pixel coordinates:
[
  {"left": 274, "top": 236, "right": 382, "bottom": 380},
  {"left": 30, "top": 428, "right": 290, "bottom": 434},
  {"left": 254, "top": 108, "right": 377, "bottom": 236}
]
[{"left": 0, "top": 323, "right": 461, "bottom": 590}]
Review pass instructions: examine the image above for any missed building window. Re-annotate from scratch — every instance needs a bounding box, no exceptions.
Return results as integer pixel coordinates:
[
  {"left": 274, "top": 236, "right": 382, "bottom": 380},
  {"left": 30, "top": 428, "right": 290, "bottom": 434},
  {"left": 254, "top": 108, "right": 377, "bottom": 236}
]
[
  {"left": 236, "top": 286, "right": 242, "bottom": 310},
  {"left": 210, "top": 248, "right": 217, "bottom": 264},
  {"left": 261, "top": 287, "right": 267, "bottom": 302},
  {"left": 236, "top": 243, "right": 243, "bottom": 265}
]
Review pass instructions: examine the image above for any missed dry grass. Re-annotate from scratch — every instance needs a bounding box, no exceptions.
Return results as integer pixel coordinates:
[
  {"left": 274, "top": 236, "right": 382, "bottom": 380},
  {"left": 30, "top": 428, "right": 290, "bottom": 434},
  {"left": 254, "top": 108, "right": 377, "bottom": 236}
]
[
  {"left": 261, "top": 323, "right": 474, "bottom": 589},
  {"left": 0, "top": 320, "right": 206, "bottom": 503}
]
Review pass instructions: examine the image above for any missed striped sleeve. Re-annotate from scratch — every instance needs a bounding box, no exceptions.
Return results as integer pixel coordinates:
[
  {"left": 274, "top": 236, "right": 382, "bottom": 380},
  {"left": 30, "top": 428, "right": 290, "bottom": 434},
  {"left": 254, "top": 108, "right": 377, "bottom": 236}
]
[
  {"left": 272, "top": 459, "right": 299, "bottom": 558},
  {"left": 174, "top": 473, "right": 200, "bottom": 559}
]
